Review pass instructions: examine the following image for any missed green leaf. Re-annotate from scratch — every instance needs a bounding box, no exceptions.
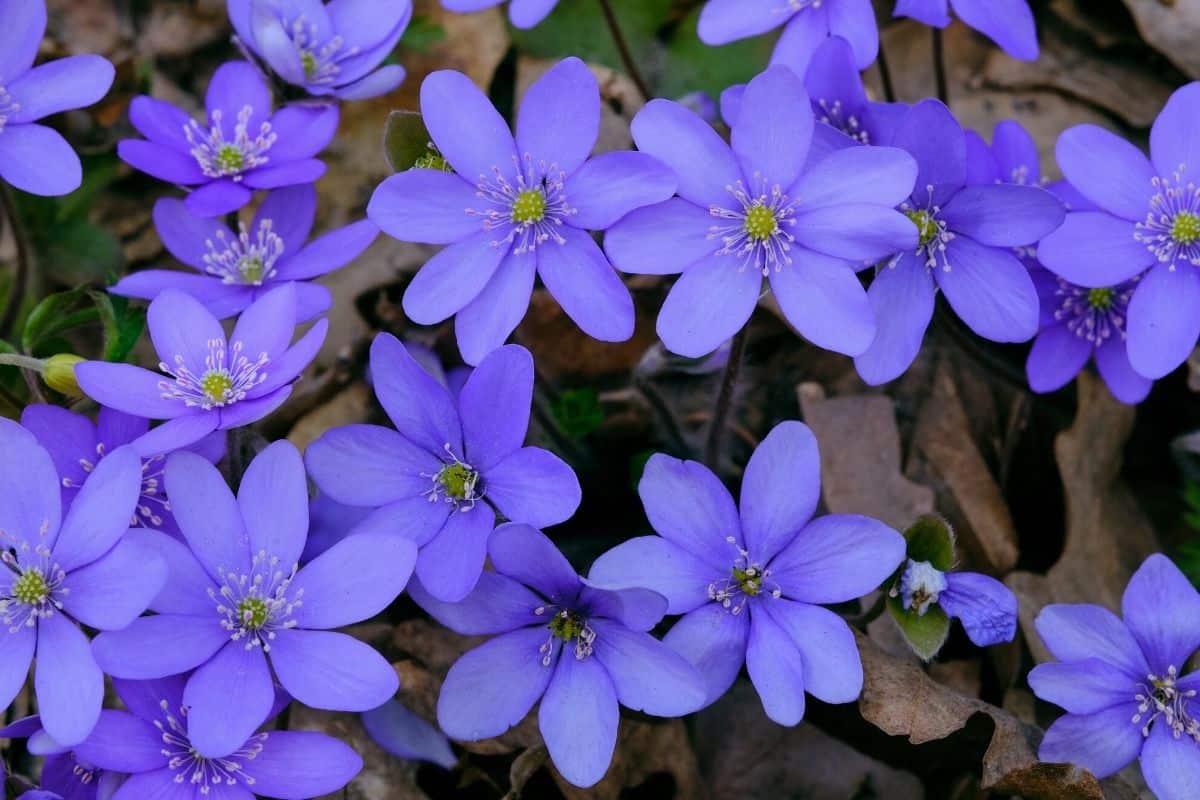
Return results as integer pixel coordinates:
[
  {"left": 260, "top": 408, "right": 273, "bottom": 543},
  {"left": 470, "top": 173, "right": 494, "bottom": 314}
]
[
  {"left": 1177, "top": 539, "right": 1200, "bottom": 589},
  {"left": 90, "top": 291, "right": 146, "bottom": 363},
  {"left": 657, "top": 8, "right": 776, "bottom": 100},
  {"left": 383, "top": 111, "right": 437, "bottom": 173},
  {"left": 902, "top": 514, "right": 957, "bottom": 571},
  {"left": 401, "top": 15, "right": 447, "bottom": 53},
  {"left": 22, "top": 288, "right": 97, "bottom": 354},
  {"left": 887, "top": 595, "right": 951, "bottom": 661},
  {"left": 551, "top": 387, "right": 604, "bottom": 439},
  {"left": 37, "top": 217, "right": 124, "bottom": 285},
  {"left": 509, "top": 0, "right": 671, "bottom": 76},
  {"left": 629, "top": 449, "right": 654, "bottom": 492}
]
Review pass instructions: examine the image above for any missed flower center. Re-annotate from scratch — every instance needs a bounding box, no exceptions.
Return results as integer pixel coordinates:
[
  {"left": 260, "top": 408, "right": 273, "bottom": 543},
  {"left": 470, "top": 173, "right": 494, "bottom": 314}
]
[
  {"left": 300, "top": 51, "right": 318, "bottom": 80},
  {"left": 1087, "top": 287, "right": 1115, "bottom": 310},
  {"left": 11, "top": 570, "right": 48, "bottom": 605},
  {"left": 155, "top": 700, "right": 265, "bottom": 792},
  {"left": 423, "top": 445, "right": 481, "bottom": 510},
  {"left": 1133, "top": 666, "right": 1200, "bottom": 742},
  {"left": 203, "top": 220, "right": 285, "bottom": 286},
  {"left": 469, "top": 155, "right": 576, "bottom": 254},
  {"left": 906, "top": 209, "right": 939, "bottom": 247},
  {"left": 285, "top": 15, "right": 354, "bottom": 86},
  {"left": 897, "top": 190, "right": 955, "bottom": 272},
  {"left": 1, "top": 542, "right": 66, "bottom": 632},
  {"left": 534, "top": 605, "right": 596, "bottom": 664},
  {"left": 185, "top": 106, "right": 276, "bottom": 180},
  {"left": 0, "top": 83, "right": 20, "bottom": 134},
  {"left": 210, "top": 551, "right": 302, "bottom": 651},
  {"left": 731, "top": 566, "right": 764, "bottom": 597},
  {"left": 896, "top": 559, "right": 946, "bottom": 616},
  {"left": 708, "top": 536, "right": 781, "bottom": 614},
  {"left": 1054, "top": 277, "right": 1137, "bottom": 345},
  {"left": 710, "top": 178, "right": 798, "bottom": 276},
  {"left": 1136, "top": 169, "right": 1200, "bottom": 266},
  {"left": 159, "top": 339, "right": 270, "bottom": 411}
]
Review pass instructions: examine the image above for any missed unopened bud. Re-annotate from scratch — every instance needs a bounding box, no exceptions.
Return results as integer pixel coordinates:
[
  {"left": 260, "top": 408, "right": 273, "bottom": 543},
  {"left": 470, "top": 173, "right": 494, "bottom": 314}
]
[{"left": 42, "top": 354, "right": 85, "bottom": 397}]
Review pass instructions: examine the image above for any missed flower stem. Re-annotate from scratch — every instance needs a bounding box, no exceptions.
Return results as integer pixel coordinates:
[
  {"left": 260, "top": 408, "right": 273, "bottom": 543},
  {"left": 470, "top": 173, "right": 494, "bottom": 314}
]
[
  {"left": 0, "top": 353, "right": 46, "bottom": 373},
  {"left": 596, "top": 0, "right": 652, "bottom": 102},
  {"left": 876, "top": 37, "right": 897, "bottom": 103},
  {"left": 932, "top": 27, "right": 948, "bottom": 105},
  {"left": 704, "top": 327, "right": 749, "bottom": 469},
  {"left": 0, "top": 183, "right": 33, "bottom": 340}
]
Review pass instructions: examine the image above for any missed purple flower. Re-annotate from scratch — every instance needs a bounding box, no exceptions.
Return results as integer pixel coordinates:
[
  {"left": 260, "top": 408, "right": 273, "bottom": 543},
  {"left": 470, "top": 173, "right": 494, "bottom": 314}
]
[
  {"left": 305, "top": 336, "right": 581, "bottom": 603},
  {"left": 118, "top": 61, "right": 338, "bottom": 218},
  {"left": 360, "top": 698, "right": 456, "bottom": 770},
  {"left": 367, "top": 58, "right": 675, "bottom": 364},
  {"left": 57, "top": 676, "right": 360, "bottom": 800},
  {"left": 0, "top": 715, "right": 122, "bottom": 800},
  {"left": 965, "top": 119, "right": 1042, "bottom": 188},
  {"left": 19, "top": 405, "right": 224, "bottom": 539},
  {"left": 853, "top": 100, "right": 1065, "bottom": 385},
  {"left": 229, "top": 0, "right": 412, "bottom": 101},
  {"left": 699, "top": 0, "right": 878, "bottom": 76},
  {"left": 1038, "top": 83, "right": 1200, "bottom": 381},
  {"left": 75, "top": 284, "right": 327, "bottom": 455},
  {"left": 894, "top": 0, "right": 1038, "bottom": 62},
  {"left": 0, "top": 420, "right": 166, "bottom": 747},
  {"left": 588, "top": 421, "right": 905, "bottom": 725},
  {"left": 895, "top": 559, "right": 1016, "bottom": 646},
  {"left": 111, "top": 185, "right": 378, "bottom": 322},
  {"left": 441, "top": 0, "right": 559, "bottom": 29},
  {"left": 412, "top": 523, "right": 706, "bottom": 788},
  {"left": 91, "top": 441, "right": 415, "bottom": 759},
  {"left": 605, "top": 66, "right": 918, "bottom": 358},
  {"left": 0, "top": 0, "right": 115, "bottom": 196},
  {"left": 1030, "top": 554, "right": 1200, "bottom": 799}
]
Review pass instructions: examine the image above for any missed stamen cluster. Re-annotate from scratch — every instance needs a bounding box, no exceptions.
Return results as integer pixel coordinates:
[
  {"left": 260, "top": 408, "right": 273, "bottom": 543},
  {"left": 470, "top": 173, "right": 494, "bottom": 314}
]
[
  {"left": 209, "top": 551, "right": 303, "bottom": 651},
  {"left": 185, "top": 106, "right": 276, "bottom": 180},
  {"left": 469, "top": 154, "right": 577, "bottom": 254},
  {"left": 158, "top": 339, "right": 270, "bottom": 410},
  {"left": 203, "top": 220, "right": 285, "bottom": 285}
]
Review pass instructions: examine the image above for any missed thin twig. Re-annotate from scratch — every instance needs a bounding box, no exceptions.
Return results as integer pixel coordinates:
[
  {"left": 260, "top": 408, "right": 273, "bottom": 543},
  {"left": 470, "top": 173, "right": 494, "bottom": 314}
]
[
  {"left": 932, "top": 27, "right": 948, "bottom": 105},
  {"left": 876, "top": 37, "right": 898, "bottom": 104},
  {"left": 703, "top": 327, "right": 749, "bottom": 469},
  {"left": 0, "top": 184, "right": 33, "bottom": 340},
  {"left": 597, "top": 0, "right": 652, "bottom": 102}
]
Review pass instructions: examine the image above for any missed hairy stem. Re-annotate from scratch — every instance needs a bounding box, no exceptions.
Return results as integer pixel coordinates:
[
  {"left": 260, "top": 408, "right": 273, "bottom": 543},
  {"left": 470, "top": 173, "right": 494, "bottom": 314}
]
[
  {"left": 704, "top": 327, "right": 749, "bottom": 469},
  {"left": 597, "top": 0, "right": 652, "bottom": 102}
]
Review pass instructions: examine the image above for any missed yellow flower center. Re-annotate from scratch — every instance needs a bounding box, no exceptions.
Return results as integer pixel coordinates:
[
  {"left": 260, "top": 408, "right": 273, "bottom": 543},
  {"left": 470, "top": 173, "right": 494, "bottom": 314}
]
[
  {"left": 237, "top": 597, "right": 270, "bottom": 629},
  {"left": 743, "top": 204, "right": 778, "bottom": 242},
  {"left": 201, "top": 370, "right": 234, "bottom": 404},
  {"left": 1173, "top": 212, "right": 1200, "bottom": 245},
  {"left": 214, "top": 144, "right": 246, "bottom": 174},
  {"left": 906, "top": 209, "right": 939, "bottom": 246},
  {"left": 512, "top": 189, "right": 547, "bottom": 224},
  {"left": 12, "top": 570, "right": 49, "bottom": 605},
  {"left": 437, "top": 463, "right": 478, "bottom": 501},
  {"left": 1087, "top": 287, "right": 1115, "bottom": 311}
]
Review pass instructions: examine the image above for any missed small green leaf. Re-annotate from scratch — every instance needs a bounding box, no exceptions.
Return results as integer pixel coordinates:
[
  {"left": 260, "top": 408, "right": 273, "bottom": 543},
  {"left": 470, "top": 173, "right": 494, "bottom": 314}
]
[
  {"left": 902, "top": 514, "right": 957, "bottom": 571},
  {"left": 629, "top": 449, "right": 654, "bottom": 492},
  {"left": 509, "top": 0, "right": 671, "bottom": 77},
  {"left": 1176, "top": 539, "right": 1200, "bottom": 589},
  {"left": 401, "top": 15, "right": 446, "bottom": 52},
  {"left": 383, "top": 111, "right": 436, "bottom": 173},
  {"left": 887, "top": 595, "right": 951, "bottom": 661},
  {"left": 552, "top": 388, "right": 604, "bottom": 439},
  {"left": 657, "top": 8, "right": 776, "bottom": 101},
  {"left": 90, "top": 291, "right": 146, "bottom": 363},
  {"left": 22, "top": 288, "right": 97, "bottom": 354}
]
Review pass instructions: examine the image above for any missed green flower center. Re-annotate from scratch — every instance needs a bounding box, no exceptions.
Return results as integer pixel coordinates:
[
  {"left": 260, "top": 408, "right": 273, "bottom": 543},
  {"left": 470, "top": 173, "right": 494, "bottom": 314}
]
[
  {"left": 906, "top": 209, "right": 939, "bottom": 246},
  {"left": 1173, "top": 212, "right": 1200, "bottom": 245},
  {"left": 547, "top": 610, "right": 586, "bottom": 643},
  {"left": 414, "top": 150, "right": 453, "bottom": 172},
  {"left": 300, "top": 51, "right": 318, "bottom": 80},
  {"left": 239, "top": 256, "right": 264, "bottom": 284},
  {"left": 732, "top": 566, "right": 762, "bottom": 597},
  {"left": 512, "top": 189, "right": 547, "bottom": 224},
  {"left": 201, "top": 370, "right": 233, "bottom": 404},
  {"left": 237, "top": 597, "right": 270, "bottom": 629},
  {"left": 214, "top": 143, "right": 246, "bottom": 174},
  {"left": 1087, "top": 287, "right": 1115, "bottom": 311},
  {"left": 743, "top": 204, "right": 778, "bottom": 242},
  {"left": 436, "top": 463, "right": 479, "bottom": 501},
  {"left": 12, "top": 570, "right": 49, "bottom": 605}
]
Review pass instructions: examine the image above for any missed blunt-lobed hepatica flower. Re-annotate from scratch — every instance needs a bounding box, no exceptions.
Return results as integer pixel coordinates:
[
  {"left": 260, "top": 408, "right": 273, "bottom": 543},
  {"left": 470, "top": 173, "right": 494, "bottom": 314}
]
[
  {"left": 412, "top": 523, "right": 706, "bottom": 788},
  {"left": 440, "top": 0, "right": 559, "bottom": 29},
  {"left": 853, "top": 100, "right": 1065, "bottom": 385},
  {"left": 92, "top": 441, "right": 415, "bottom": 759},
  {"left": 119, "top": 61, "right": 338, "bottom": 218},
  {"left": 75, "top": 284, "right": 327, "bottom": 455},
  {"left": 1030, "top": 554, "right": 1200, "bottom": 799},
  {"left": 20, "top": 405, "right": 224, "bottom": 539},
  {"left": 589, "top": 421, "right": 905, "bottom": 725},
  {"left": 305, "top": 336, "right": 581, "bottom": 603},
  {"left": 0, "top": 419, "right": 166, "bottom": 747},
  {"left": 895, "top": 559, "right": 1017, "bottom": 646},
  {"left": 894, "top": 0, "right": 1038, "bottom": 61},
  {"left": 368, "top": 57, "right": 675, "bottom": 365},
  {"left": 699, "top": 0, "right": 878, "bottom": 76},
  {"left": 111, "top": 185, "right": 378, "bottom": 323},
  {"left": 606, "top": 66, "right": 917, "bottom": 359},
  {"left": 1038, "top": 83, "right": 1200, "bottom": 382},
  {"left": 229, "top": 0, "right": 412, "bottom": 101},
  {"left": 0, "top": 0, "right": 115, "bottom": 196},
  {"left": 58, "top": 675, "right": 361, "bottom": 799}
]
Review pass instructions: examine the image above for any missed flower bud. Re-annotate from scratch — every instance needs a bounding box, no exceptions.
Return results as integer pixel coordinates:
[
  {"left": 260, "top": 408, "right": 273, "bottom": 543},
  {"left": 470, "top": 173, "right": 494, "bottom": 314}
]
[{"left": 42, "top": 354, "right": 85, "bottom": 397}]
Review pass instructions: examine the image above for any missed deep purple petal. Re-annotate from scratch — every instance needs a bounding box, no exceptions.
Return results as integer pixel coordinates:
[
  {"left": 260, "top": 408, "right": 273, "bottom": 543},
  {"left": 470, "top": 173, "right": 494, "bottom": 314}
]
[
  {"left": 459, "top": 345, "right": 532, "bottom": 470},
  {"left": 205, "top": 61, "right": 271, "bottom": 125},
  {"left": 657, "top": 252, "right": 761, "bottom": 358},
  {"left": 587, "top": 537, "right": 715, "bottom": 615},
  {"left": 414, "top": 503, "right": 495, "bottom": 602},
  {"left": 35, "top": 614, "right": 103, "bottom": 747},
  {"left": 421, "top": 69, "right": 517, "bottom": 182},
  {"left": 1094, "top": 338, "right": 1153, "bottom": 405},
  {"left": 1027, "top": 324, "right": 1092, "bottom": 394},
  {"left": 638, "top": 453, "right": 743, "bottom": 569},
  {"left": 769, "top": 514, "right": 905, "bottom": 603},
  {"left": 488, "top": 522, "right": 581, "bottom": 605},
  {"left": 164, "top": 450, "right": 250, "bottom": 581},
  {"left": 941, "top": 183, "right": 1065, "bottom": 247},
  {"left": 940, "top": 571, "right": 1018, "bottom": 646},
  {"left": 1140, "top": 721, "right": 1200, "bottom": 800},
  {"left": 732, "top": 66, "right": 813, "bottom": 189},
  {"left": 537, "top": 228, "right": 635, "bottom": 343},
  {"left": 289, "top": 532, "right": 416, "bottom": 629},
  {"left": 183, "top": 642, "right": 274, "bottom": 758},
  {"left": 1028, "top": 658, "right": 1137, "bottom": 715},
  {"left": 1127, "top": 262, "right": 1200, "bottom": 379},
  {"left": 1056, "top": 125, "right": 1155, "bottom": 221},
  {"left": 360, "top": 698, "right": 456, "bottom": 769},
  {"left": 1036, "top": 211, "right": 1152, "bottom": 288},
  {"left": 402, "top": 231, "right": 507, "bottom": 324},
  {"left": 184, "top": 179, "right": 253, "bottom": 217},
  {"left": 409, "top": 571, "right": 543, "bottom": 636},
  {"left": 269, "top": 628, "right": 399, "bottom": 711},
  {"left": 242, "top": 730, "right": 363, "bottom": 799},
  {"left": 590, "top": 621, "right": 706, "bottom": 716},
  {"left": 367, "top": 169, "right": 480, "bottom": 245},
  {"left": 19, "top": 404, "right": 95, "bottom": 489},
  {"left": 1034, "top": 604, "right": 1149, "bottom": 679},
  {"left": 602, "top": 198, "right": 715, "bottom": 276},
  {"left": 305, "top": 424, "right": 437, "bottom": 506},
  {"left": 745, "top": 607, "right": 806, "bottom": 726},
  {"left": 538, "top": 652, "right": 618, "bottom": 788},
  {"left": 631, "top": 100, "right": 742, "bottom": 209},
  {"left": 949, "top": 0, "right": 1038, "bottom": 60},
  {"left": 127, "top": 96, "right": 192, "bottom": 150},
  {"left": 765, "top": 599, "right": 863, "bottom": 703},
  {"left": 152, "top": 197, "right": 229, "bottom": 269},
  {"left": 991, "top": 119, "right": 1042, "bottom": 185},
  {"left": 0, "top": 124, "right": 83, "bottom": 195},
  {"left": 891, "top": 100, "right": 966, "bottom": 205},
  {"left": 370, "top": 333, "right": 462, "bottom": 455},
  {"left": 516, "top": 57, "right": 598, "bottom": 175},
  {"left": 769, "top": 250, "right": 876, "bottom": 356},
  {"left": 438, "top": 627, "right": 553, "bottom": 740},
  {"left": 937, "top": 236, "right": 1039, "bottom": 342},
  {"left": 483, "top": 447, "right": 581, "bottom": 528},
  {"left": 1037, "top": 704, "right": 1143, "bottom": 779},
  {"left": 1121, "top": 553, "right": 1200, "bottom": 675},
  {"left": 663, "top": 603, "right": 748, "bottom": 707},
  {"left": 455, "top": 248, "right": 536, "bottom": 365}
]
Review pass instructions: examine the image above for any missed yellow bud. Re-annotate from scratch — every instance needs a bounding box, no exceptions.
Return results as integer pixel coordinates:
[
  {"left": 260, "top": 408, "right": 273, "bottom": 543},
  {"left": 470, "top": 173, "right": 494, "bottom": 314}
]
[{"left": 42, "top": 354, "right": 85, "bottom": 397}]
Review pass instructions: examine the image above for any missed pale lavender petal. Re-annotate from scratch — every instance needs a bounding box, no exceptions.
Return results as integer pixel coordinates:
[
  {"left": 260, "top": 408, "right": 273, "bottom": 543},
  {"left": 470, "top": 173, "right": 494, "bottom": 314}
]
[
  {"left": 269, "top": 628, "right": 399, "bottom": 711},
  {"left": 769, "top": 514, "right": 905, "bottom": 603},
  {"left": 402, "top": 231, "right": 507, "bottom": 324},
  {"left": 537, "top": 227, "right": 635, "bottom": 342},
  {"left": 769, "top": 250, "right": 875, "bottom": 356},
  {"left": 663, "top": 603, "right": 748, "bottom": 707},
  {"left": 731, "top": 66, "right": 813, "bottom": 189},
  {"left": 35, "top": 614, "right": 103, "bottom": 747},
  {"left": 61, "top": 537, "right": 167, "bottom": 630},
  {"left": 305, "top": 424, "right": 438, "bottom": 506},
  {"left": 488, "top": 522, "right": 581, "bottom": 604},
  {"left": 290, "top": 532, "right": 416, "bottom": 629},
  {"left": 455, "top": 248, "right": 537, "bottom": 366},
  {"left": 590, "top": 620, "right": 706, "bottom": 716},
  {"left": 565, "top": 152, "right": 676, "bottom": 230},
  {"left": 437, "top": 627, "right": 553, "bottom": 740},
  {"left": 937, "top": 236, "right": 1039, "bottom": 342},
  {"left": 164, "top": 451, "right": 250, "bottom": 581},
  {"left": 602, "top": 198, "right": 716, "bottom": 276},
  {"left": 414, "top": 504, "right": 495, "bottom": 602},
  {"left": 587, "top": 537, "right": 715, "bottom": 615},
  {"left": 631, "top": 99, "right": 742, "bottom": 209},
  {"left": 745, "top": 608, "right": 806, "bottom": 726},
  {"left": 8, "top": 56, "right": 114, "bottom": 124},
  {"left": 1055, "top": 125, "right": 1155, "bottom": 222},
  {"left": 1026, "top": 324, "right": 1092, "bottom": 394},
  {"left": 538, "top": 652, "right": 618, "bottom": 788},
  {"left": 92, "top": 615, "right": 228, "bottom": 678},
  {"left": 638, "top": 453, "right": 743, "bottom": 569},
  {"left": 657, "top": 252, "right": 762, "bottom": 358},
  {"left": 484, "top": 447, "right": 582, "bottom": 530},
  {"left": 516, "top": 57, "right": 598, "bottom": 176},
  {"left": 367, "top": 169, "right": 480, "bottom": 245},
  {"left": 370, "top": 333, "right": 462, "bottom": 455},
  {"left": 765, "top": 599, "right": 862, "bottom": 703},
  {"left": 1037, "top": 704, "right": 1143, "bottom": 779},
  {"left": 183, "top": 642, "right": 274, "bottom": 758},
  {"left": 0, "top": 124, "right": 82, "bottom": 196},
  {"left": 1127, "top": 262, "right": 1200, "bottom": 379},
  {"left": 420, "top": 69, "right": 517, "bottom": 182},
  {"left": 1121, "top": 553, "right": 1200, "bottom": 676}
]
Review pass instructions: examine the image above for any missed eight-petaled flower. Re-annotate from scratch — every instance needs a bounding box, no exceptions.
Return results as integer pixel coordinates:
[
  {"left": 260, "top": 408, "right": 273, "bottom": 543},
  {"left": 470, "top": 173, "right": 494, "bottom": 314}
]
[
  {"left": 589, "top": 421, "right": 906, "bottom": 725},
  {"left": 412, "top": 523, "right": 706, "bottom": 788},
  {"left": 305, "top": 336, "right": 581, "bottom": 603},
  {"left": 91, "top": 441, "right": 415, "bottom": 759}
]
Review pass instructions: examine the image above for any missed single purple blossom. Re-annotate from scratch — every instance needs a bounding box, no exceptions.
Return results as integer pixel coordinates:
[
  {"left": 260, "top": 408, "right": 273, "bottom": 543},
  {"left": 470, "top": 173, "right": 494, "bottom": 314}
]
[
  {"left": 1030, "top": 554, "right": 1200, "bottom": 799},
  {"left": 361, "top": 698, "right": 456, "bottom": 770},
  {"left": 412, "top": 523, "right": 706, "bottom": 787},
  {"left": 305, "top": 336, "right": 581, "bottom": 603},
  {"left": 440, "top": 0, "right": 559, "bottom": 29},
  {"left": 367, "top": 58, "right": 676, "bottom": 364},
  {"left": 229, "top": 0, "right": 412, "bottom": 101},
  {"left": 0, "top": 0, "right": 115, "bottom": 196},
  {"left": 0, "top": 420, "right": 166, "bottom": 747},
  {"left": 698, "top": 0, "right": 879, "bottom": 76},
  {"left": 589, "top": 421, "right": 906, "bottom": 724},
  {"left": 57, "top": 675, "right": 360, "bottom": 800},
  {"left": 853, "top": 99, "right": 1065, "bottom": 385},
  {"left": 19, "top": 405, "right": 224, "bottom": 539},
  {"left": 895, "top": 559, "right": 1017, "bottom": 646},
  {"left": 111, "top": 185, "right": 378, "bottom": 322},
  {"left": 605, "top": 66, "right": 918, "bottom": 358},
  {"left": 1038, "top": 82, "right": 1200, "bottom": 381},
  {"left": 894, "top": 0, "right": 1038, "bottom": 62},
  {"left": 91, "top": 441, "right": 415, "bottom": 759},
  {"left": 118, "top": 61, "right": 338, "bottom": 217},
  {"left": 75, "top": 284, "right": 327, "bottom": 455}
]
